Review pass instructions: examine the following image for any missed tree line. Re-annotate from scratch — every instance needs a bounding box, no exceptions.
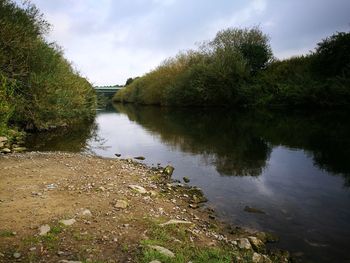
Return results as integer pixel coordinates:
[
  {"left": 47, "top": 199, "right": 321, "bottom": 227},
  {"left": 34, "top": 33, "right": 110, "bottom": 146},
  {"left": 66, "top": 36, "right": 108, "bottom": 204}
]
[
  {"left": 114, "top": 27, "right": 350, "bottom": 108},
  {"left": 0, "top": 0, "right": 96, "bottom": 137}
]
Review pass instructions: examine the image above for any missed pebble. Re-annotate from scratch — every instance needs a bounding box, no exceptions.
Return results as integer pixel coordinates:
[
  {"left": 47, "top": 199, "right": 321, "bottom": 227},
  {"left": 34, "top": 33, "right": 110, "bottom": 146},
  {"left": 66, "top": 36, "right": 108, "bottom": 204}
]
[
  {"left": 58, "top": 261, "right": 82, "bottom": 263},
  {"left": 183, "top": 177, "right": 190, "bottom": 183},
  {"left": 148, "top": 245, "right": 175, "bottom": 258},
  {"left": 128, "top": 185, "right": 147, "bottom": 194},
  {"left": 81, "top": 209, "right": 92, "bottom": 216},
  {"left": 237, "top": 238, "right": 252, "bottom": 250},
  {"left": 13, "top": 252, "right": 21, "bottom": 259},
  {"left": 60, "top": 218, "right": 76, "bottom": 226},
  {"left": 114, "top": 200, "right": 128, "bottom": 209},
  {"left": 252, "top": 252, "right": 263, "bottom": 263},
  {"left": 39, "top": 224, "right": 51, "bottom": 236}
]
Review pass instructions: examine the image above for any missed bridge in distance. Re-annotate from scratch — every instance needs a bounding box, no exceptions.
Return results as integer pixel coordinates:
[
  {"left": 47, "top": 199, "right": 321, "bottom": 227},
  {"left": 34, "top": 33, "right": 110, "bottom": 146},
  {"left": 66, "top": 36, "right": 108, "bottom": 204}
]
[{"left": 94, "top": 86, "right": 124, "bottom": 97}]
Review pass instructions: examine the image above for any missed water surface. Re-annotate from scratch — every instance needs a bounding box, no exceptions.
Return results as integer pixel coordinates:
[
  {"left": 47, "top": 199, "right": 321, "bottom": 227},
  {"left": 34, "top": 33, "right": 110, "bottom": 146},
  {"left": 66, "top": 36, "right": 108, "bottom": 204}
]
[{"left": 27, "top": 104, "right": 350, "bottom": 263}]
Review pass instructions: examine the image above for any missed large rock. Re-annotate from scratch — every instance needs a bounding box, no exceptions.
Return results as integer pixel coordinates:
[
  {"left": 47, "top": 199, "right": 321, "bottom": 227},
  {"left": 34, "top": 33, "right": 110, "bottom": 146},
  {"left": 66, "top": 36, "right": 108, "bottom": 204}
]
[
  {"left": 248, "top": 236, "right": 265, "bottom": 253},
  {"left": 237, "top": 238, "right": 252, "bottom": 250},
  {"left": 148, "top": 245, "right": 175, "bottom": 258}
]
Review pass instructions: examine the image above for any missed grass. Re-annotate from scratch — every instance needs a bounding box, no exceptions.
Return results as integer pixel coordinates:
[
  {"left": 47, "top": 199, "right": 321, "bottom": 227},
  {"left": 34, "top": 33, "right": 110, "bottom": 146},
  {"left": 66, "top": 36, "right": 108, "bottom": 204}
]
[
  {"left": 0, "top": 230, "right": 15, "bottom": 237},
  {"left": 136, "top": 218, "right": 253, "bottom": 263}
]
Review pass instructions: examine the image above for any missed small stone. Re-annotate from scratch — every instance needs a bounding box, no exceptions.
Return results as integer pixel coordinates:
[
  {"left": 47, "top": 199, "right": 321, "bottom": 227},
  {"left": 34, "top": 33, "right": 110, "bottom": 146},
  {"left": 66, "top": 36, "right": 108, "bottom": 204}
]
[
  {"left": 39, "top": 224, "right": 51, "bottom": 236},
  {"left": 244, "top": 206, "right": 265, "bottom": 214},
  {"left": 149, "top": 190, "right": 158, "bottom": 197},
  {"left": 114, "top": 200, "right": 128, "bottom": 209},
  {"left": 98, "top": 186, "right": 106, "bottom": 192},
  {"left": 163, "top": 165, "right": 174, "bottom": 176},
  {"left": 134, "top": 156, "right": 145, "bottom": 160},
  {"left": 60, "top": 218, "right": 76, "bottom": 226},
  {"left": 1, "top": 148, "right": 11, "bottom": 154},
  {"left": 237, "top": 238, "right": 252, "bottom": 250},
  {"left": 252, "top": 252, "right": 263, "bottom": 263},
  {"left": 248, "top": 236, "right": 265, "bottom": 252},
  {"left": 128, "top": 185, "right": 147, "bottom": 194},
  {"left": 58, "top": 261, "right": 82, "bottom": 263},
  {"left": 159, "top": 219, "right": 193, "bottom": 227},
  {"left": 256, "top": 232, "right": 279, "bottom": 243},
  {"left": 29, "top": 247, "right": 36, "bottom": 252},
  {"left": 12, "top": 147, "right": 26, "bottom": 152},
  {"left": 13, "top": 252, "right": 21, "bottom": 259},
  {"left": 46, "top": 183, "right": 57, "bottom": 190},
  {"left": 148, "top": 245, "right": 175, "bottom": 258},
  {"left": 0, "top": 137, "right": 8, "bottom": 143},
  {"left": 81, "top": 209, "right": 92, "bottom": 216},
  {"left": 183, "top": 177, "right": 190, "bottom": 183},
  {"left": 149, "top": 261, "right": 162, "bottom": 263}
]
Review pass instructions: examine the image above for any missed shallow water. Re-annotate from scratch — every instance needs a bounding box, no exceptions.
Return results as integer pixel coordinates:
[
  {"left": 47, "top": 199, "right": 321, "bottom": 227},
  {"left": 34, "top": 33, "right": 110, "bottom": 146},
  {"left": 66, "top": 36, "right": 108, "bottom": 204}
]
[{"left": 27, "top": 103, "right": 350, "bottom": 263}]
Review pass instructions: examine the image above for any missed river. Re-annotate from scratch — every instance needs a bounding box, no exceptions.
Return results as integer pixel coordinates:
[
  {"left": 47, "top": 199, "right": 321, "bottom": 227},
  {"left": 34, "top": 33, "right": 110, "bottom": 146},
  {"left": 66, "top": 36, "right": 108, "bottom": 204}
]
[{"left": 27, "top": 103, "right": 350, "bottom": 263}]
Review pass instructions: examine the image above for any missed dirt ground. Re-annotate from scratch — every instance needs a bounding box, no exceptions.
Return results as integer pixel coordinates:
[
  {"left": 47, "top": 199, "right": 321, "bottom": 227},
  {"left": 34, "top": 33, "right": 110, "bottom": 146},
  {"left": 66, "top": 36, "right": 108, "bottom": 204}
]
[{"left": 0, "top": 152, "right": 287, "bottom": 263}]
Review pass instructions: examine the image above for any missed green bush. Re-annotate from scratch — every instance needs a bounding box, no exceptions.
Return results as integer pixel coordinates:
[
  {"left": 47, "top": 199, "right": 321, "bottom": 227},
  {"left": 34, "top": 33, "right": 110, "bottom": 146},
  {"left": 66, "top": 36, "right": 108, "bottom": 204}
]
[
  {"left": 0, "top": 0, "right": 96, "bottom": 132},
  {"left": 114, "top": 27, "right": 272, "bottom": 107},
  {"left": 114, "top": 28, "right": 350, "bottom": 108}
]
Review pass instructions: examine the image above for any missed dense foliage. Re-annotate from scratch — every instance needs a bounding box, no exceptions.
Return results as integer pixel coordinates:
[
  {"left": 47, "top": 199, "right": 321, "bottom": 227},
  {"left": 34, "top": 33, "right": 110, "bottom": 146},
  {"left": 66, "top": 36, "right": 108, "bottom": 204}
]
[
  {"left": 0, "top": 0, "right": 96, "bottom": 135},
  {"left": 114, "top": 28, "right": 350, "bottom": 108}
]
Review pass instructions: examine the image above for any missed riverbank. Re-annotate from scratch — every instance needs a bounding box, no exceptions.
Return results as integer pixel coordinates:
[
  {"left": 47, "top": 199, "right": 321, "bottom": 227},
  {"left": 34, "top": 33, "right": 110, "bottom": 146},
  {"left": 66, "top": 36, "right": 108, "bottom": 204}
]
[{"left": 0, "top": 152, "right": 290, "bottom": 262}]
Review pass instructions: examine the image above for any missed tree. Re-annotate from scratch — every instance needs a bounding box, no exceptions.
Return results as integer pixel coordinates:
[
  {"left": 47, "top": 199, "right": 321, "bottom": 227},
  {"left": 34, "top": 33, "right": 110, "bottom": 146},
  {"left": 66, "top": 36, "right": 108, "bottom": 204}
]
[
  {"left": 209, "top": 27, "right": 272, "bottom": 74},
  {"left": 312, "top": 31, "right": 350, "bottom": 77},
  {"left": 125, "top": 77, "right": 134, "bottom": 86}
]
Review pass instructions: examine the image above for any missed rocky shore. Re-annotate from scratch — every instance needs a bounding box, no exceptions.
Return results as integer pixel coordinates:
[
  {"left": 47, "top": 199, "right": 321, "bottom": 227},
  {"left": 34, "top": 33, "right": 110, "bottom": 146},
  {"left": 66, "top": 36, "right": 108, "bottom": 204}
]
[
  {"left": 0, "top": 132, "right": 26, "bottom": 155},
  {"left": 0, "top": 152, "right": 290, "bottom": 263}
]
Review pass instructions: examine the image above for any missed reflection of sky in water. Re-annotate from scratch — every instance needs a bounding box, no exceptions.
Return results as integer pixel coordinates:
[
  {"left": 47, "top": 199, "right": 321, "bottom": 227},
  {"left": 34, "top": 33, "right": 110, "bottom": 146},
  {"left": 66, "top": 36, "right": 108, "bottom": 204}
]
[{"left": 28, "top": 106, "right": 350, "bottom": 263}]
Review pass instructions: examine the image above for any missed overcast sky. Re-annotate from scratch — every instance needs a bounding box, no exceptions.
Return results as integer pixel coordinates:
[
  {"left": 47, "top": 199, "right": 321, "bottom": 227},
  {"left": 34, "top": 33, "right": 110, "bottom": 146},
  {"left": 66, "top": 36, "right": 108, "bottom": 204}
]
[{"left": 23, "top": 0, "right": 350, "bottom": 86}]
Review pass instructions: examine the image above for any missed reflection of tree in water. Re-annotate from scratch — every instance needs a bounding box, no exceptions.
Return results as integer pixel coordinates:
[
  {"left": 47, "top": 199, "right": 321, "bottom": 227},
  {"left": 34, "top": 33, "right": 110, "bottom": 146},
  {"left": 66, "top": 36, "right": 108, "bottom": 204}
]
[
  {"left": 26, "top": 119, "right": 98, "bottom": 153},
  {"left": 114, "top": 103, "right": 350, "bottom": 185},
  {"left": 114, "top": 104, "right": 271, "bottom": 177}
]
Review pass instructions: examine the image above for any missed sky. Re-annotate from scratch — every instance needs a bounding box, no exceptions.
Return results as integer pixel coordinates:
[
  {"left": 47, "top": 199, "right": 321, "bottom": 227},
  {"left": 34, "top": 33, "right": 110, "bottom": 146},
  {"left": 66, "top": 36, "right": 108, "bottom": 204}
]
[{"left": 20, "top": 0, "right": 350, "bottom": 86}]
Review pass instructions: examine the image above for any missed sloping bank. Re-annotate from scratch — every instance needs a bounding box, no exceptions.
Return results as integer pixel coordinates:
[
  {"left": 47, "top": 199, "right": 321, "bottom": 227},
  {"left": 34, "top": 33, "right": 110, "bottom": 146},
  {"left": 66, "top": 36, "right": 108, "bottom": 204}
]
[
  {"left": 0, "top": 0, "right": 97, "bottom": 152},
  {"left": 0, "top": 152, "right": 290, "bottom": 263}
]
